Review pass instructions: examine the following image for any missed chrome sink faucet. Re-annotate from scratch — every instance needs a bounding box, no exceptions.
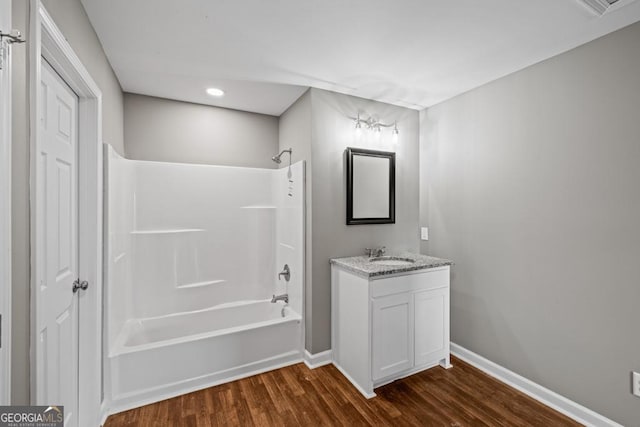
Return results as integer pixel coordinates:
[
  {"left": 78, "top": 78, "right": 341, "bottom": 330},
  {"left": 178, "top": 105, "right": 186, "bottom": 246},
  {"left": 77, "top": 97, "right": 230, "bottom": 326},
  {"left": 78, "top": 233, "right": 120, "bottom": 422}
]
[{"left": 365, "top": 246, "right": 386, "bottom": 257}]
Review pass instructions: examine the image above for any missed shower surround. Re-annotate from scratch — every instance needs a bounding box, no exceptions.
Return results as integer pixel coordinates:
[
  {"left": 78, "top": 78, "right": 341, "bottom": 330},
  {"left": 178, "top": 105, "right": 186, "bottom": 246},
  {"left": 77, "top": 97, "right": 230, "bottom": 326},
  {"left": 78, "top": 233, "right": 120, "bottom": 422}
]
[{"left": 103, "top": 145, "right": 304, "bottom": 413}]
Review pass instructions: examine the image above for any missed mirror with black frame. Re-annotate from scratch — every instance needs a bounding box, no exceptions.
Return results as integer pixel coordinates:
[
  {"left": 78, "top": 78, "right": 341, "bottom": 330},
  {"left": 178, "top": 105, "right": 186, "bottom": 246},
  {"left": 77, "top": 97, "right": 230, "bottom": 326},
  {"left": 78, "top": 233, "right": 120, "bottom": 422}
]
[{"left": 346, "top": 147, "right": 395, "bottom": 225}]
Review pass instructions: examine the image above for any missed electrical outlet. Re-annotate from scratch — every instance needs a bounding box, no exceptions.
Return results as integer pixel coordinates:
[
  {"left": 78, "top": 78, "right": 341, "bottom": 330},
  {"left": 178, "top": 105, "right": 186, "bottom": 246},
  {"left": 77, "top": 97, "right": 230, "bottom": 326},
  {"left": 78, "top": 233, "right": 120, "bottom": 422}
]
[
  {"left": 633, "top": 371, "right": 640, "bottom": 397},
  {"left": 421, "top": 227, "right": 429, "bottom": 241}
]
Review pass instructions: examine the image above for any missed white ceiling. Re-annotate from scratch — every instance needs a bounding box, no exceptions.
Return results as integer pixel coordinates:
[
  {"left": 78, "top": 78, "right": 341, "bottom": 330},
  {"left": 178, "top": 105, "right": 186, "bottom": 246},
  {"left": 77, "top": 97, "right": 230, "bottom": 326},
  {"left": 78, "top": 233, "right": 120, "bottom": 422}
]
[{"left": 81, "top": 0, "right": 640, "bottom": 116}]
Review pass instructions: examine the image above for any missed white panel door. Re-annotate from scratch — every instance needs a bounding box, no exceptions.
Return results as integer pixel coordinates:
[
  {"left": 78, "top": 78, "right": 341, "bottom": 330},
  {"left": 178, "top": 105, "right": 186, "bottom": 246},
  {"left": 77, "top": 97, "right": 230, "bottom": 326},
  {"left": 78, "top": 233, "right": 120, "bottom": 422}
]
[
  {"left": 414, "top": 287, "right": 447, "bottom": 366},
  {"left": 372, "top": 292, "right": 413, "bottom": 381},
  {"left": 37, "top": 58, "right": 79, "bottom": 427}
]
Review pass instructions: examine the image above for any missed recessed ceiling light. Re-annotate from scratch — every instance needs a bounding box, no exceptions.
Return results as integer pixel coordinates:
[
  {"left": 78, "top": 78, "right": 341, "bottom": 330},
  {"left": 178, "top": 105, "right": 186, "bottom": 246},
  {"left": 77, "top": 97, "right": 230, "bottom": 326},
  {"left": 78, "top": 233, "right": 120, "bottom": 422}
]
[{"left": 206, "top": 87, "right": 225, "bottom": 97}]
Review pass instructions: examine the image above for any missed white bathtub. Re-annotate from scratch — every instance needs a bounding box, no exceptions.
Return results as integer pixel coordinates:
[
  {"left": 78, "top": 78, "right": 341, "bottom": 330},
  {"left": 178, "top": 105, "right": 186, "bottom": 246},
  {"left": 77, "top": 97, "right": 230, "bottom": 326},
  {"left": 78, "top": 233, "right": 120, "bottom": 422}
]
[
  {"left": 108, "top": 300, "right": 303, "bottom": 413},
  {"left": 104, "top": 150, "right": 306, "bottom": 415}
]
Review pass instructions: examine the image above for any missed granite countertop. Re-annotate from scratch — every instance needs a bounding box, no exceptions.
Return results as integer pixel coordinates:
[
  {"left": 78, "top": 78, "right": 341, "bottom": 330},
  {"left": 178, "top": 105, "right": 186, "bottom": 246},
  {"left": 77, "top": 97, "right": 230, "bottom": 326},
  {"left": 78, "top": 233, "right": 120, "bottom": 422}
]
[{"left": 330, "top": 252, "right": 453, "bottom": 278}]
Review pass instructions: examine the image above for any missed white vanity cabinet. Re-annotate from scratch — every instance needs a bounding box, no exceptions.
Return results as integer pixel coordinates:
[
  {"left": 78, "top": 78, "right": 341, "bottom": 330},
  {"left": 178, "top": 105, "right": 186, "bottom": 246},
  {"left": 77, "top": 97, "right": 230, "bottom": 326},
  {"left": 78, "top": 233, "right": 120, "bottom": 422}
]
[
  {"left": 331, "top": 256, "right": 451, "bottom": 398},
  {"left": 372, "top": 291, "right": 413, "bottom": 380}
]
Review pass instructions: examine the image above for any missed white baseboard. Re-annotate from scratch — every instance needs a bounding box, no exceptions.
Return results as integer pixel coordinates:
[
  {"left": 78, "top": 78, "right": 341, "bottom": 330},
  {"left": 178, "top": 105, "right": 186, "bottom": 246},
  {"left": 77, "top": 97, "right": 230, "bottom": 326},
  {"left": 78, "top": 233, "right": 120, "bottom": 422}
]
[
  {"left": 106, "top": 351, "right": 302, "bottom": 418},
  {"left": 99, "top": 401, "right": 109, "bottom": 426},
  {"left": 303, "top": 349, "right": 333, "bottom": 369},
  {"left": 450, "top": 343, "right": 622, "bottom": 427},
  {"left": 332, "top": 362, "right": 376, "bottom": 399}
]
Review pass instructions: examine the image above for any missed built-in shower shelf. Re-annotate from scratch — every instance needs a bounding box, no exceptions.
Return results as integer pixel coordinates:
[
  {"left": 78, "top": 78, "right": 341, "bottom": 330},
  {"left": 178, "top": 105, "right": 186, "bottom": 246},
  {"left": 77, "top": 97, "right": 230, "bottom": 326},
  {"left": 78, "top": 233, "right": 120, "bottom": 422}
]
[
  {"left": 113, "top": 252, "right": 127, "bottom": 263},
  {"left": 130, "top": 229, "right": 205, "bottom": 235},
  {"left": 240, "top": 205, "right": 276, "bottom": 209},
  {"left": 279, "top": 243, "right": 295, "bottom": 251},
  {"left": 177, "top": 279, "right": 227, "bottom": 289}
]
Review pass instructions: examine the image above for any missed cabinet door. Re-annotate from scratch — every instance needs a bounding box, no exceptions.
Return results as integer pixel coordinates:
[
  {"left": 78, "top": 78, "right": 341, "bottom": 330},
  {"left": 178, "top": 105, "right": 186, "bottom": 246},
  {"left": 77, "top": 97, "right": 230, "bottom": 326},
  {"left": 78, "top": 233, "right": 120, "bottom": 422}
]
[
  {"left": 414, "top": 287, "right": 448, "bottom": 366},
  {"left": 372, "top": 293, "right": 413, "bottom": 381}
]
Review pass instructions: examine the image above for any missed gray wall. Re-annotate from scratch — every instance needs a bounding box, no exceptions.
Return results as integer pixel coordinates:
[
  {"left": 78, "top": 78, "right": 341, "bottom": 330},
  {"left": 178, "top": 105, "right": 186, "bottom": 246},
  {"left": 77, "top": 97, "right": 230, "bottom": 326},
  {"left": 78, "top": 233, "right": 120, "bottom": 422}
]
[
  {"left": 278, "top": 90, "right": 313, "bottom": 347},
  {"left": 41, "top": 0, "right": 124, "bottom": 154},
  {"left": 11, "top": 0, "right": 124, "bottom": 404},
  {"left": 10, "top": 0, "right": 29, "bottom": 405},
  {"left": 124, "top": 93, "right": 279, "bottom": 168},
  {"left": 308, "top": 89, "right": 420, "bottom": 353},
  {"left": 421, "top": 21, "right": 640, "bottom": 426}
]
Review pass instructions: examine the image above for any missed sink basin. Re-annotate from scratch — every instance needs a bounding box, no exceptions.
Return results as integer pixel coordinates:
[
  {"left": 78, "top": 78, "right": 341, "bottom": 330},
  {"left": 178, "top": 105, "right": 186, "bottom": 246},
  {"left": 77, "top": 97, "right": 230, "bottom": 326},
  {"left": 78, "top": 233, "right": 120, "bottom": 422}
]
[{"left": 369, "top": 256, "right": 416, "bottom": 266}]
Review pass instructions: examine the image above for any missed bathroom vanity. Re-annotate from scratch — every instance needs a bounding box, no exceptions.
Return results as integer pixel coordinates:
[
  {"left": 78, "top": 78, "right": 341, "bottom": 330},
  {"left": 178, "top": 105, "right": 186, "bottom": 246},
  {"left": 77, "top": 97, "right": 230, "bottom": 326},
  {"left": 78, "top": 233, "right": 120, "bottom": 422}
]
[{"left": 330, "top": 253, "right": 453, "bottom": 398}]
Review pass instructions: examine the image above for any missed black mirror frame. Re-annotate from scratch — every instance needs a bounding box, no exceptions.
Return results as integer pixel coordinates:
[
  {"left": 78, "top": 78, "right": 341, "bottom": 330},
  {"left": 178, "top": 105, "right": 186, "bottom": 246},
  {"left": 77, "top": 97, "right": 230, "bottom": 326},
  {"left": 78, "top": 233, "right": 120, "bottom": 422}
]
[{"left": 346, "top": 147, "right": 396, "bottom": 225}]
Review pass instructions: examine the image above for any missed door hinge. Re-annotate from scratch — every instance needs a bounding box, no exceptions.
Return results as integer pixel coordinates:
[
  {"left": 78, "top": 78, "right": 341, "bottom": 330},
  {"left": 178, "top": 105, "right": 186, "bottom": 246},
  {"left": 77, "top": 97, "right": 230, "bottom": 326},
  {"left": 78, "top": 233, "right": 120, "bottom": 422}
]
[
  {"left": 0, "top": 29, "right": 26, "bottom": 71},
  {"left": 0, "top": 29, "right": 26, "bottom": 44}
]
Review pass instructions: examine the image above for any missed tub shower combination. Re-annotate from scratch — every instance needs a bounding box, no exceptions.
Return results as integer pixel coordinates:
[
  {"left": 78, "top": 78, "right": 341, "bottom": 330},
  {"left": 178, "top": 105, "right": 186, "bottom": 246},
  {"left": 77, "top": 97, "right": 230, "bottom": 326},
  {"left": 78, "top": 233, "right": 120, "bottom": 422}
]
[{"left": 104, "top": 146, "right": 304, "bottom": 411}]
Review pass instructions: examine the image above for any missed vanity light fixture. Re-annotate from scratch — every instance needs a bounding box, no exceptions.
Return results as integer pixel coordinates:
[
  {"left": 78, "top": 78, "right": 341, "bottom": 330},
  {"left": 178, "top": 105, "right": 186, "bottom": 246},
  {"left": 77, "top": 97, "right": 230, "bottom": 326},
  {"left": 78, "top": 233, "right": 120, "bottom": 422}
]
[
  {"left": 392, "top": 122, "right": 399, "bottom": 143},
  {"left": 353, "top": 113, "right": 399, "bottom": 136},
  {"left": 355, "top": 118, "right": 362, "bottom": 130},
  {"left": 206, "top": 87, "right": 225, "bottom": 97}
]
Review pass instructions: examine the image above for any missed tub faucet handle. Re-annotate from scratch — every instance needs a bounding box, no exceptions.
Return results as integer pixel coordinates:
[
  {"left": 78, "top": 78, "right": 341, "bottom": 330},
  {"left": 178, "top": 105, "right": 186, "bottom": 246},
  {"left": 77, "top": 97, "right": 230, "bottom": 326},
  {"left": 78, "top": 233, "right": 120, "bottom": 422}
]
[{"left": 278, "top": 264, "right": 290, "bottom": 282}]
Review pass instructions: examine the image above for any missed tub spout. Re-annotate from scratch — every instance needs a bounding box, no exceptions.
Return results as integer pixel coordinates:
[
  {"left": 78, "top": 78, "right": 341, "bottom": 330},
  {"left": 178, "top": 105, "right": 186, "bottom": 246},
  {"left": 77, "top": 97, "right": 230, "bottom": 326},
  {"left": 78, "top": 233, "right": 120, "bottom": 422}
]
[{"left": 271, "top": 293, "right": 289, "bottom": 304}]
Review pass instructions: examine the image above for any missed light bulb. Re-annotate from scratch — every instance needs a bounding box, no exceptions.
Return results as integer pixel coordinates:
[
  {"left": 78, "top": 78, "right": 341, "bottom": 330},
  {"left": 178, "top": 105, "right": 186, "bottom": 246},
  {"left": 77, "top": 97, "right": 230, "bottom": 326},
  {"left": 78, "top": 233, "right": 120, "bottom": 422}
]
[{"left": 354, "top": 117, "right": 362, "bottom": 138}]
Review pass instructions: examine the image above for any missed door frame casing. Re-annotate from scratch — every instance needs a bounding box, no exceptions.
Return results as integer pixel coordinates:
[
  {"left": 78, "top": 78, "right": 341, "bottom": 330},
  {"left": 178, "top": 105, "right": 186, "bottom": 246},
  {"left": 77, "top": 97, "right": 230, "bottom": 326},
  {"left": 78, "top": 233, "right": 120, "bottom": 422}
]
[
  {"left": 0, "top": 0, "right": 13, "bottom": 406},
  {"left": 29, "top": 2, "right": 103, "bottom": 425}
]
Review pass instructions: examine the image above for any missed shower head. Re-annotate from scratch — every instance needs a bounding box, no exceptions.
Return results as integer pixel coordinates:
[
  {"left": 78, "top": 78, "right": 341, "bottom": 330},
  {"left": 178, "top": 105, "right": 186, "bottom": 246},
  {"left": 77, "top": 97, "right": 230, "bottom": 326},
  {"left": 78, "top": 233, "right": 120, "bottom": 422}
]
[{"left": 271, "top": 148, "right": 292, "bottom": 164}]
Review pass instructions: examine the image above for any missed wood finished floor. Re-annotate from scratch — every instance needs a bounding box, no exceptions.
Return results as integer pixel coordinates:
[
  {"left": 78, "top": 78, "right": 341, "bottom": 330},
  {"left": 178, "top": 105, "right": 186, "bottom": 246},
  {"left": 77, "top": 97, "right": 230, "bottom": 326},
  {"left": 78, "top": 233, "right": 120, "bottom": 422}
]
[{"left": 104, "top": 356, "right": 582, "bottom": 427}]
